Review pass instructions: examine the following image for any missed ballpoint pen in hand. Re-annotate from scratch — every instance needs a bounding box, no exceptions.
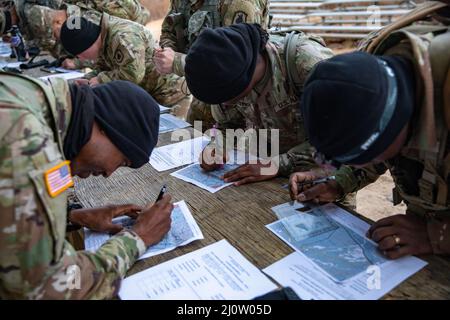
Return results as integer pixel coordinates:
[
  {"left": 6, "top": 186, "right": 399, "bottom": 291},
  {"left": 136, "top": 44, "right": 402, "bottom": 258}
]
[
  {"left": 155, "top": 184, "right": 167, "bottom": 203},
  {"left": 297, "top": 176, "right": 336, "bottom": 189}
]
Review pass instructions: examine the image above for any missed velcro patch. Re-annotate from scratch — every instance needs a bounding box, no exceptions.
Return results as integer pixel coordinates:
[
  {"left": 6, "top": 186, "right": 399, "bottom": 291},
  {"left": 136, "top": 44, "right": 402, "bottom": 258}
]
[{"left": 44, "top": 161, "right": 74, "bottom": 198}]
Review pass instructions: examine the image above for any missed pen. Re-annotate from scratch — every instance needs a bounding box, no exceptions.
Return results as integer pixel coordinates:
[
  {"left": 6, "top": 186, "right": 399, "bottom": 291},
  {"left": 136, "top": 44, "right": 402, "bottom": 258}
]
[
  {"left": 156, "top": 184, "right": 167, "bottom": 203},
  {"left": 213, "top": 123, "right": 224, "bottom": 169},
  {"left": 297, "top": 176, "right": 336, "bottom": 188}
]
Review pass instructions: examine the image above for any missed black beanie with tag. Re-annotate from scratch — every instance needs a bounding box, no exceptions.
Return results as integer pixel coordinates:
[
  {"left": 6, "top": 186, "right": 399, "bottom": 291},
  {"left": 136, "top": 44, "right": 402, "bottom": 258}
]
[
  {"left": 185, "top": 23, "right": 267, "bottom": 104},
  {"left": 300, "top": 52, "right": 416, "bottom": 165},
  {"left": 60, "top": 16, "right": 101, "bottom": 56}
]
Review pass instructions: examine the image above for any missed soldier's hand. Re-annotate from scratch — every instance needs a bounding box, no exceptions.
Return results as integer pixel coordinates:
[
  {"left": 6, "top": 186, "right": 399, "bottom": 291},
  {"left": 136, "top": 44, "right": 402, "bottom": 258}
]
[
  {"left": 62, "top": 58, "right": 77, "bottom": 70},
  {"left": 289, "top": 171, "right": 342, "bottom": 203},
  {"left": 88, "top": 77, "right": 100, "bottom": 86},
  {"left": 69, "top": 204, "right": 142, "bottom": 234},
  {"left": 2, "top": 35, "right": 11, "bottom": 43},
  {"left": 199, "top": 146, "right": 229, "bottom": 172},
  {"left": 132, "top": 194, "right": 173, "bottom": 247},
  {"left": 367, "top": 214, "right": 433, "bottom": 259},
  {"left": 222, "top": 161, "right": 278, "bottom": 186},
  {"left": 154, "top": 47, "right": 175, "bottom": 75}
]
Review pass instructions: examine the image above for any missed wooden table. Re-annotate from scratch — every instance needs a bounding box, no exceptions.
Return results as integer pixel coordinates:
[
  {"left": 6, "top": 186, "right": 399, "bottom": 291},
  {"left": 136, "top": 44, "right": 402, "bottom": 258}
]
[{"left": 74, "top": 129, "right": 450, "bottom": 300}]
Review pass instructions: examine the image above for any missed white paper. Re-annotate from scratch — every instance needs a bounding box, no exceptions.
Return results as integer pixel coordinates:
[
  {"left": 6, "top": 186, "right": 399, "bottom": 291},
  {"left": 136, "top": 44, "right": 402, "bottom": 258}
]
[
  {"left": 159, "top": 114, "right": 191, "bottom": 133},
  {"left": 149, "top": 136, "right": 210, "bottom": 172},
  {"left": 84, "top": 201, "right": 203, "bottom": 260},
  {"left": 170, "top": 150, "right": 256, "bottom": 193},
  {"left": 3, "top": 61, "right": 22, "bottom": 68},
  {"left": 268, "top": 202, "right": 396, "bottom": 283},
  {"left": 159, "top": 104, "right": 170, "bottom": 114},
  {"left": 263, "top": 251, "right": 427, "bottom": 300},
  {"left": 39, "top": 71, "right": 85, "bottom": 81},
  {"left": 265, "top": 202, "right": 428, "bottom": 299},
  {"left": 119, "top": 239, "right": 277, "bottom": 300}
]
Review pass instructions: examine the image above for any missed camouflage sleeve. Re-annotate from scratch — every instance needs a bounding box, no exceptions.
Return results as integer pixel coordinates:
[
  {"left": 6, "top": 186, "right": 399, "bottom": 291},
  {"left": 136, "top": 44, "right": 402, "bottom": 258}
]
[
  {"left": 137, "top": 4, "right": 151, "bottom": 25},
  {"left": 212, "top": 104, "right": 247, "bottom": 133},
  {"left": 334, "top": 164, "right": 387, "bottom": 195},
  {"left": 173, "top": 52, "right": 186, "bottom": 77},
  {"left": 220, "top": 0, "right": 270, "bottom": 29},
  {"left": 277, "top": 142, "right": 317, "bottom": 177},
  {"left": 148, "top": 72, "right": 189, "bottom": 107},
  {"left": 271, "top": 35, "right": 335, "bottom": 176},
  {"left": 0, "top": 104, "right": 145, "bottom": 300},
  {"left": 84, "top": 69, "right": 100, "bottom": 80},
  {"left": 96, "top": 32, "right": 147, "bottom": 84},
  {"left": 427, "top": 215, "right": 450, "bottom": 255},
  {"left": 72, "top": 58, "right": 96, "bottom": 69},
  {"left": 160, "top": 1, "right": 179, "bottom": 50}
]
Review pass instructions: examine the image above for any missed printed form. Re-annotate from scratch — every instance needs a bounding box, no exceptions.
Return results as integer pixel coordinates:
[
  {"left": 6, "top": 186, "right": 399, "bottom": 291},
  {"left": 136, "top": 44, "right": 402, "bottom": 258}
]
[{"left": 119, "top": 239, "right": 277, "bottom": 300}]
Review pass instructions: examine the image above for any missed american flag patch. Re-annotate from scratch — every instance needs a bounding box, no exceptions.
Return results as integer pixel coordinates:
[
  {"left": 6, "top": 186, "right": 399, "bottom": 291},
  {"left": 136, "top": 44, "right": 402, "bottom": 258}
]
[{"left": 44, "top": 161, "right": 74, "bottom": 198}]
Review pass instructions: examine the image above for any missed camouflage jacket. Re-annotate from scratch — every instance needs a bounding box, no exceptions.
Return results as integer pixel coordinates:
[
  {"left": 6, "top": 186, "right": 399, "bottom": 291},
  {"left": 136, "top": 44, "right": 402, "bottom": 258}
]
[
  {"left": 160, "top": 0, "right": 269, "bottom": 76},
  {"left": 0, "top": 72, "right": 146, "bottom": 299},
  {"left": 64, "top": 0, "right": 150, "bottom": 25},
  {"left": 86, "top": 13, "right": 187, "bottom": 107},
  {"left": 334, "top": 2, "right": 450, "bottom": 254},
  {"left": 210, "top": 33, "right": 334, "bottom": 177},
  {"left": 10, "top": 0, "right": 148, "bottom": 57}
]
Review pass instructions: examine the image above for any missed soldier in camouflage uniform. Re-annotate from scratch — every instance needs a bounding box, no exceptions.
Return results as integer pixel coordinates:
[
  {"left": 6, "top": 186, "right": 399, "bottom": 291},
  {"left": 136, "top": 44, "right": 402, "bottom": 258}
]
[
  {"left": 0, "top": 72, "right": 173, "bottom": 299},
  {"left": 291, "top": 1, "right": 450, "bottom": 258},
  {"left": 60, "top": 14, "right": 189, "bottom": 108},
  {"left": 0, "top": 0, "right": 149, "bottom": 68},
  {"left": 154, "top": 0, "right": 269, "bottom": 126},
  {"left": 182, "top": 24, "right": 345, "bottom": 189},
  {"left": 64, "top": 0, "right": 150, "bottom": 25},
  {"left": 5, "top": 3, "right": 101, "bottom": 67}
]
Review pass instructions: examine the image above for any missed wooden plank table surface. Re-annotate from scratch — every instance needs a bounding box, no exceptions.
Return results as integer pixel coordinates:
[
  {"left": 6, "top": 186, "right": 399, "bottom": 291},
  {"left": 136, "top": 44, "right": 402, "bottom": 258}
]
[
  {"left": 74, "top": 129, "right": 450, "bottom": 300},
  {"left": 16, "top": 56, "right": 450, "bottom": 300}
]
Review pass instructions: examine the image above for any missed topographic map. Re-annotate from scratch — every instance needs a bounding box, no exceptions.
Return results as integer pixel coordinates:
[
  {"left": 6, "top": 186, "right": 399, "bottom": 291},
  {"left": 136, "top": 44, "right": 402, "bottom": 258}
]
[
  {"left": 85, "top": 201, "right": 203, "bottom": 260},
  {"left": 171, "top": 163, "right": 240, "bottom": 193},
  {"left": 267, "top": 204, "right": 388, "bottom": 282}
]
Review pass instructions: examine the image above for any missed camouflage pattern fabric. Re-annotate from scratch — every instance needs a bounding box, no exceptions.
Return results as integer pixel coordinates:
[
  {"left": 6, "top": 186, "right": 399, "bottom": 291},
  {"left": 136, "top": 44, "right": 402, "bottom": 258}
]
[
  {"left": 0, "top": 72, "right": 146, "bottom": 299},
  {"left": 159, "top": 0, "right": 269, "bottom": 127},
  {"left": 334, "top": 10, "right": 450, "bottom": 254},
  {"left": 86, "top": 13, "right": 188, "bottom": 107},
  {"left": 211, "top": 33, "right": 334, "bottom": 177}
]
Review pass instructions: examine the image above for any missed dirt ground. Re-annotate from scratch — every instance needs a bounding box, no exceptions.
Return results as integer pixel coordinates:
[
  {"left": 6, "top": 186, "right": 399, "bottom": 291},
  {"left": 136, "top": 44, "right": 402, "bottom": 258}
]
[{"left": 140, "top": 1, "right": 402, "bottom": 223}]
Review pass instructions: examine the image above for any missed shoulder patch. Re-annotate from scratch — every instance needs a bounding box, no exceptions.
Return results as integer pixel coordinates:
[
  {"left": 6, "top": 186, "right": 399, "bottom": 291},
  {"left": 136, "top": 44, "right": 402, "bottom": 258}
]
[
  {"left": 114, "top": 49, "right": 125, "bottom": 64},
  {"left": 233, "top": 11, "right": 248, "bottom": 24},
  {"left": 44, "top": 161, "right": 74, "bottom": 198}
]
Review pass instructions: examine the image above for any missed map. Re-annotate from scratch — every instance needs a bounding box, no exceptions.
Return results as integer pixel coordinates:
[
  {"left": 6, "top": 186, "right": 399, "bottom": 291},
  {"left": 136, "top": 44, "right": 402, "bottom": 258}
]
[
  {"left": 267, "top": 205, "right": 388, "bottom": 282},
  {"left": 85, "top": 201, "right": 203, "bottom": 260},
  {"left": 159, "top": 114, "right": 190, "bottom": 133},
  {"left": 171, "top": 163, "right": 240, "bottom": 193}
]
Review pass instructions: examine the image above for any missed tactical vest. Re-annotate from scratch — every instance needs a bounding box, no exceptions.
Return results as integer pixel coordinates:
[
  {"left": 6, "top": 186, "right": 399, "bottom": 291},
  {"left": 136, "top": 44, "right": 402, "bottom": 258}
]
[
  {"left": 177, "top": 0, "right": 221, "bottom": 51},
  {"left": 225, "top": 33, "right": 317, "bottom": 154},
  {"left": 361, "top": 1, "right": 450, "bottom": 214}
]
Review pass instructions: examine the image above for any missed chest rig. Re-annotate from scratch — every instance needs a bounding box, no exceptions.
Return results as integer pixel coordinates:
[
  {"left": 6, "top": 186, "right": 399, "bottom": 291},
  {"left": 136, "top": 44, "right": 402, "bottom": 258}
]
[
  {"left": 364, "top": 2, "right": 450, "bottom": 213},
  {"left": 175, "top": 0, "right": 221, "bottom": 51}
]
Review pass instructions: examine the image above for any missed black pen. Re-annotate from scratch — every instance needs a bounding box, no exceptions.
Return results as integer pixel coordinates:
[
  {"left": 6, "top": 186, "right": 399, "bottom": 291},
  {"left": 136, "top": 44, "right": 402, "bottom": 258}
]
[
  {"left": 156, "top": 184, "right": 167, "bottom": 203},
  {"left": 297, "top": 176, "right": 336, "bottom": 188}
]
